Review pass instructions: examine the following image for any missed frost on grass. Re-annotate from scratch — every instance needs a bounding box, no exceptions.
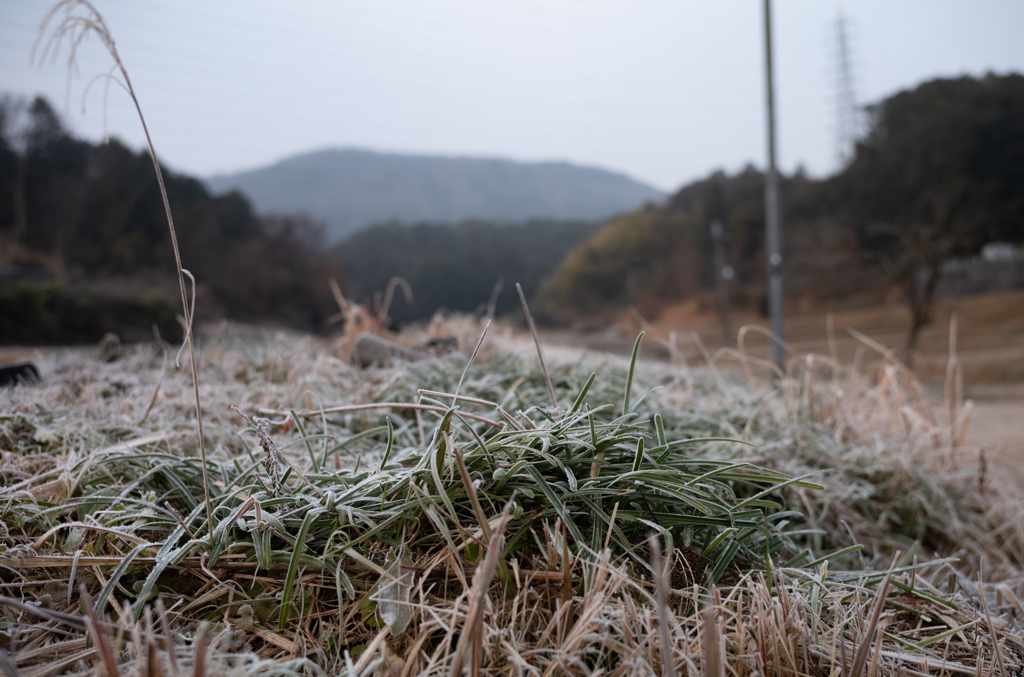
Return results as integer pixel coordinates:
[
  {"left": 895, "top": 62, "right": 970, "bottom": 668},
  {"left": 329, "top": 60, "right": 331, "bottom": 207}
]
[
  {"left": 377, "top": 553, "right": 413, "bottom": 634},
  {"left": 0, "top": 323, "right": 1021, "bottom": 676}
]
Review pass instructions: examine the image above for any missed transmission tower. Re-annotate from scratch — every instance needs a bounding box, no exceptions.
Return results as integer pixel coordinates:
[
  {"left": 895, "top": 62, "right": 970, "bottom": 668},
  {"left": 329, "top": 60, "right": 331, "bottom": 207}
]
[{"left": 833, "top": 10, "right": 860, "bottom": 167}]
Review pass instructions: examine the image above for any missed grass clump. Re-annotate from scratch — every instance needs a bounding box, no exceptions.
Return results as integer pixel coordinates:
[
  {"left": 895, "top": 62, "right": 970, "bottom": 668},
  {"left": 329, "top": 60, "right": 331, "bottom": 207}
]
[{"left": 0, "top": 325, "right": 1022, "bottom": 676}]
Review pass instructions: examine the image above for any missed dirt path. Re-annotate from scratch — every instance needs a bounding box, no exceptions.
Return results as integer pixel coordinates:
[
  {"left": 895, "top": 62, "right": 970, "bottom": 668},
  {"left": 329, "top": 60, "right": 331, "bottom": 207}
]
[{"left": 960, "top": 384, "right": 1024, "bottom": 486}]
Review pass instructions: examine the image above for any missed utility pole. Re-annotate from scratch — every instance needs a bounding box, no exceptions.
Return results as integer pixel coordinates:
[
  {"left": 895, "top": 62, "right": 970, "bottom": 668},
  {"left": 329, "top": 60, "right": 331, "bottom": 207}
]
[
  {"left": 710, "top": 220, "right": 732, "bottom": 345},
  {"left": 763, "top": 0, "right": 785, "bottom": 368}
]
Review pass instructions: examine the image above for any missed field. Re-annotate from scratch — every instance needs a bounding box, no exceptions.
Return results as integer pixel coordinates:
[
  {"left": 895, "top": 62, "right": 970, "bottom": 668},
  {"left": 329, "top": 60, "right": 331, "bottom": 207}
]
[
  {"left": 650, "top": 289, "right": 1024, "bottom": 385},
  {"left": 1, "top": 314, "right": 1023, "bottom": 676},
  {"left": 548, "top": 289, "right": 1024, "bottom": 474}
]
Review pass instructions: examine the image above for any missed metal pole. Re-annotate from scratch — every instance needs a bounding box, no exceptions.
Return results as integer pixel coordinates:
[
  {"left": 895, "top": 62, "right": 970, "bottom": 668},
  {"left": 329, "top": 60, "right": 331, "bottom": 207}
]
[
  {"left": 763, "top": 0, "right": 785, "bottom": 368},
  {"left": 710, "top": 220, "right": 732, "bottom": 344}
]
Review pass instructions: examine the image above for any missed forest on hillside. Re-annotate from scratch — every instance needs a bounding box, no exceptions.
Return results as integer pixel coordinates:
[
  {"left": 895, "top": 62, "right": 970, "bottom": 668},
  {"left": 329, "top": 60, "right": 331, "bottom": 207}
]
[
  {"left": 537, "top": 73, "right": 1024, "bottom": 351},
  {"left": 0, "top": 96, "right": 338, "bottom": 342},
  {"left": 333, "top": 219, "right": 601, "bottom": 322}
]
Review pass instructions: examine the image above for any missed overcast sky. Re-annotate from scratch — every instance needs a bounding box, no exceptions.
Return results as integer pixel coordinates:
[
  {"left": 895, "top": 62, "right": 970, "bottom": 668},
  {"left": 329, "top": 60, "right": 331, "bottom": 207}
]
[{"left": 2, "top": 0, "right": 1023, "bottom": 191}]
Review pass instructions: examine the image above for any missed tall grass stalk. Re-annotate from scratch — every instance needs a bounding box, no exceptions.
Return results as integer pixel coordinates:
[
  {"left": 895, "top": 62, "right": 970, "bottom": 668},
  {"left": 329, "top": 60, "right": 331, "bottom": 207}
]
[
  {"left": 517, "top": 282, "right": 557, "bottom": 407},
  {"left": 649, "top": 532, "right": 677, "bottom": 677},
  {"left": 34, "top": 0, "right": 214, "bottom": 539}
]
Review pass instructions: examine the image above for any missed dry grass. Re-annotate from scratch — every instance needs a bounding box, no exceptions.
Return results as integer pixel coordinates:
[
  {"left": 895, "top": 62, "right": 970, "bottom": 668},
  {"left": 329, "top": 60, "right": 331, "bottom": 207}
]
[
  {"left": 619, "top": 288, "right": 1024, "bottom": 385},
  {"left": 1, "top": 314, "right": 1021, "bottom": 676}
]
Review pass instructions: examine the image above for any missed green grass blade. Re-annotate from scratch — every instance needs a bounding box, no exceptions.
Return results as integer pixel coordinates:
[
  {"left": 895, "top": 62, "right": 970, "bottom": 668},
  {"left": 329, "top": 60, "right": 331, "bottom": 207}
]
[
  {"left": 93, "top": 541, "right": 155, "bottom": 617},
  {"left": 706, "top": 540, "right": 742, "bottom": 586},
  {"left": 623, "top": 331, "right": 644, "bottom": 414},
  {"left": 525, "top": 465, "right": 583, "bottom": 545},
  {"left": 381, "top": 417, "right": 395, "bottom": 468},
  {"left": 279, "top": 508, "right": 325, "bottom": 629},
  {"left": 320, "top": 425, "right": 389, "bottom": 469},
  {"left": 570, "top": 373, "right": 597, "bottom": 415},
  {"left": 290, "top": 409, "right": 319, "bottom": 472}
]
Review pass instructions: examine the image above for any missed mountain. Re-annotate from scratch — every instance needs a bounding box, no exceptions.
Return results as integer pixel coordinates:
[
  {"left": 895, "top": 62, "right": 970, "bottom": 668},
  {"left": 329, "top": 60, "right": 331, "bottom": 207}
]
[{"left": 206, "top": 148, "right": 664, "bottom": 242}]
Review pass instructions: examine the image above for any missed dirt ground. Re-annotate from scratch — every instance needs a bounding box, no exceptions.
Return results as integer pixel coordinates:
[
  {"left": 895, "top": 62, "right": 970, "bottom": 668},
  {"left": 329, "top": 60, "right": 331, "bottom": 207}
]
[{"left": 959, "top": 384, "right": 1024, "bottom": 478}]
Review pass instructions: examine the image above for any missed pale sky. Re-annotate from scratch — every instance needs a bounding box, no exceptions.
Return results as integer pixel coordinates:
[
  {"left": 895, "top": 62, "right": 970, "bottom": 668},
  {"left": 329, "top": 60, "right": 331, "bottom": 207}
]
[{"left": 2, "top": 0, "right": 1023, "bottom": 191}]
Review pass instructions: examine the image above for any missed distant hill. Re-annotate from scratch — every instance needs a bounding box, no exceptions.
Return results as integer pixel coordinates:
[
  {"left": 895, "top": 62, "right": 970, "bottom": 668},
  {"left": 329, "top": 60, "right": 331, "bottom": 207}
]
[{"left": 206, "top": 148, "right": 664, "bottom": 242}]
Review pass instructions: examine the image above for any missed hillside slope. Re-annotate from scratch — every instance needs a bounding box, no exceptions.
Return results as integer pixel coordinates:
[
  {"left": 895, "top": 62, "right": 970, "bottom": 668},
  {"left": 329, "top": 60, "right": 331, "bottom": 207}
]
[
  {"left": 206, "top": 148, "right": 663, "bottom": 241},
  {"left": 335, "top": 219, "right": 600, "bottom": 321}
]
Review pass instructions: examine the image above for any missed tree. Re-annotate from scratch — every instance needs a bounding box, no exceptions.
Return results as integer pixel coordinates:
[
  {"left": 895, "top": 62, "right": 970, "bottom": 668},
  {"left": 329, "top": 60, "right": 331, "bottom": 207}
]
[
  {"left": 839, "top": 74, "right": 1024, "bottom": 361},
  {"left": 334, "top": 219, "right": 600, "bottom": 322},
  {"left": 0, "top": 94, "right": 340, "bottom": 332}
]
